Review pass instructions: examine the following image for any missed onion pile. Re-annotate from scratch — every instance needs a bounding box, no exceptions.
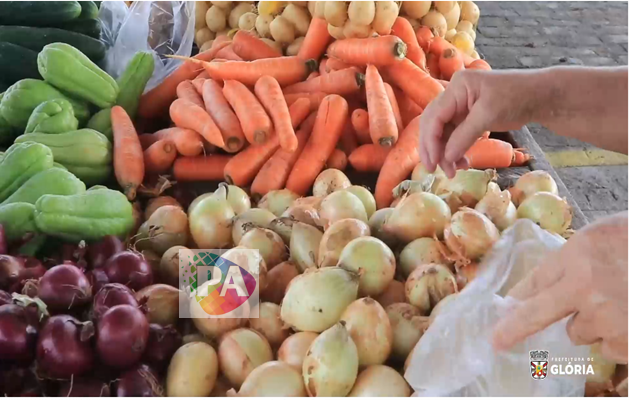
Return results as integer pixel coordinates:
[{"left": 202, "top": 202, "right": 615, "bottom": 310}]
[
  {"left": 412, "top": 163, "right": 446, "bottom": 191},
  {"left": 223, "top": 183, "right": 251, "bottom": 215},
  {"left": 166, "top": 342, "right": 219, "bottom": 397},
  {"left": 249, "top": 302, "right": 290, "bottom": 348},
  {"left": 399, "top": 237, "right": 449, "bottom": 278},
  {"left": 475, "top": 182, "right": 517, "bottom": 231},
  {"left": 222, "top": 246, "right": 269, "bottom": 292},
  {"left": 87, "top": 235, "right": 124, "bottom": 269},
  {"left": 340, "top": 298, "right": 392, "bottom": 366},
  {"left": 405, "top": 263, "right": 458, "bottom": 315},
  {"left": 136, "top": 205, "right": 189, "bottom": 255},
  {"left": 509, "top": 170, "right": 559, "bottom": 206},
  {"left": 318, "top": 218, "right": 370, "bottom": 267},
  {"left": 347, "top": 365, "right": 411, "bottom": 397},
  {"left": 144, "top": 196, "right": 182, "bottom": 220},
  {"left": 37, "top": 264, "right": 92, "bottom": 311},
  {"left": 268, "top": 217, "right": 294, "bottom": 244},
  {"left": 159, "top": 245, "right": 190, "bottom": 286},
  {"left": 135, "top": 284, "right": 181, "bottom": 326},
  {"left": 289, "top": 221, "right": 323, "bottom": 272},
  {"left": 261, "top": 261, "right": 299, "bottom": 304},
  {"left": 257, "top": 189, "right": 299, "bottom": 216},
  {"left": 317, "top": 190, "right": 368, "bottom": 229},
  {"left": 96, "top": 304, "right": 149, "bottom": 369},
  {"left": 92, "top": 283, "right": 138, "bottom": 321},
  {"left": 435, "top": 168, "right": 496, "bottom": 207},
  {"left": 345, "top": 185, "right": 377, "bottom": 218},
  {"left": 277, "top": 331, "right": 319, "bottom": 371},
  {"left": 374, "top": 279, "right": 407, "bottom": 308},
  {"left": 386, "top": 303, "right": 430, "bottom": 360},
  {"left": 239, "top": 228, "right": 287, "bottom": 269},
  {"left": 116, "top": 364, "right": 163, "bottom": 397},
  {"left": 103, "top": 251, "right": 153, "bottom": 291},
  {"left": 281, "top": 196, "right": 322, "bottom": 226},
  {"left": 517, "top": 192, "right": 572, "bottom": 234},
  {"left": 444, "top": 208, "right": 500, "bottom": 264},
  {"left": 189, "top": 188, "right": 235, "bottom": 248},
  {"left": 0, "top": 302, "right": 41, "bottom": 363},
  {"left": 368, "top": 207, "right": 399, "bottom": 247},
  {"left": 337, "top": 236, "right": 396, "bottom": 296},
  {"left": 143, "top": 324, "right": 182, "bottom": 369},
  {"left": 227, "top": 361, "right": 306, "bottom": 397},
  {"left": 384, "top": 192, "right": 452, "bottom": 242},
  {"left": 218, "top": 328, "right": 274, "bottom": 387},
  {"left": 312, "top": 168, "right": 352, "bottom": 197},
  {"left": 232, "top": 208, "right": 276, "bottom": 245}
]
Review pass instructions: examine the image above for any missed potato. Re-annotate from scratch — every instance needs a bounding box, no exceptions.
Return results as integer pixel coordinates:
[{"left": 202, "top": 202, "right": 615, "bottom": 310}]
[
  {"left": 443, "top": 3, "right": 460, "bottom": 29},
  {"left": 195, "top": 1, "right": 210, "bottom": 30},
  {"left": 307, "top": 1, "right": 316, "bottom": 16},
  {"left": 348, "top": 1, "right": 375, "bottom": 26},
  {"left": 470, "top": 49, "right": 480, "bottom": 59},
  {"left": 195, "top": 27, "right": 216, "bottom": 46},
  {"left": 401, "top": 15, "right": 421, "bottom": 30},
  {"left": 211, "top": 1, "right": 232, "bottom": 9},
  {"left": 166, "top": 342, "right": 219, "bottom": 397},
  {"left": 451, "top": 31, "right": 474, "bottom": 55},
  {"left": 200, "top": 39, "right": 214, "bottom": 52},
  {"left": 460, "top": 1, "right": 480, "bottom": 24},
  {"left": 342, "top": 21, "right": 372, "bottom": 39},
  {"left": 256, "top": 14, "right": 274, "bottom": 38},
  {"left": 421, "top": 10, "right": 447, "bottom": 37},
  {"left": 282, "top": 4, "right": 311, "bottom": 36},
  {"left": 205, "top": 5, "right": 227, "bottom": 32},
  {"left": 238, "top": 12, "right": 258, "bottom": 31},
  {"left": 444, "top": 28, "right": 457, "bottom": 41},
  {"left": 455, "top": 20, "right": 473, "bottom": 32},
  {"left": 260, "top": 38, "right": 283, "bottom": 53},
  {"left": 229, "top": 3, "right": 255, "bottom": 28},
  {"left": 270, "top": 15, "right": 296, "bottom": 44},
  {"left": 258, "top": 1, "right": 286, "bottom": 16},
  {"left": 286, "top": 36, "right": 305, "bottom": 56},
  {"left": 327, "top": 23, "right": 345, "bottom": 40},
  {"left": 314, "top": 1, "right": 326, "bottom": 18},
  {"left": 324, "top": 1, "right": 348, "bottom": 28},
  {"left": 373, "top": 0, "right": 399, "bottom": 35},
  {"left": 434, "top": 1, "right": 456, "bottom": 14},
  {"left": 401, "top": 1, "right": 431, "bottom": 19}
]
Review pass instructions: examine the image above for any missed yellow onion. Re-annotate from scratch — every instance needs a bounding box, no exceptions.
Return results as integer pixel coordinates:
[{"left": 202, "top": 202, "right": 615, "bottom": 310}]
[
  {"left": 386, "top": 303, "right": 430, "bottom": 361},
  {"left": 189, "top": 189, "right": 235, "bottom": 249},
  {"left": 399, "top": 237, "right": 449, "bottom": 278},
  {"left": 191, "top": 284, "right": 247, "bottom": 337},
  {"left": 188, "top": 192, "right": 214, "bottom": 215},
  {"left": 312, "top": 168, "right": 351, "bottom": 197},
  {"left": 411, "top": 163, "right": 446, "bottom": 192},
  {"left": 348, "top": 365, "right": 411, "bottom": 397},
  {"left": 135, "top": 284, "right": 181, "bottom": 326},
  {"left": 281, "top": 197, "right": 322, "bottom": 226},
  {"left": 239, "top": 227, "right": 287, "bottom": 269},
  {"left": 444, "top": 207, "right": 500, "bottom": 263},
  {"left": 392, "top": 179, "right": 430, "bottom": 200},
  {"left": 439, "top": 191, "right": 465, "bottom": 214},
  {"left": 509, "top": 170, "right": 559, "bottom": 206},
  {"left": 303, "top": 322, "right": 359, "bottom": 397},
  {"left": 256, "top": 189, "right": 300, "bottom": 216},
  {"left": 261, "top": 261, "right": 299, "bottom": 304},
  {"left": 374, "top": 279, "right": 406, "bottom": 308},
  {"left": 137, "top": 205, "right": 189, "bottom": 255},
  {"left": 435, "top": 168, "right": 497, "bottom": 207},
  {"left": 340, "top": 298, "right": 393, "bottom": 366},
  {"left": 166, "top": 342, "right": 219, "bottom": 397},
  {"left": 517, "top": 192, "right": 572, "bottom": 234},
  {"left": 227, "top": 361, "right": 306, "bottom": 397},
  {"left": 277, "top": 332, "right": 319, "bottom": 371},
  {"left": 317, "top": 190, "right": 368, "bottom": 229},
  {"left": 429, "top": 293, "right": 459, "bottom": 324},
  {"left": 222, "top": 183, "right": 251, "bottom": 215},
  {"left": 222, "top": 246, "right": 268, "bottom": 292},
  {"left": 218, "top": 328, "right": 274, "bottom": 387},
  {"left": 145, "top": 196, "right": 182, "bottom": 220},
  {"left": 475, "top": 182, "right": 517, "bottom": 231},
  {"left": 289, "top": 221, "right": 323, "bottom": 272},
  {"left": 344, "top": 186, "right": 377, "bottom": 219},
  {"left": 249, "top": 302, "right": 290, "bottom": 348},
  {"left": 268, "top": 217, "right": 294, "bottom": 245},
  {"left": 281, "top": 267, "right": 358, "bottom": 332},
  {"left": 318, "top": 218, "right": 370, "bottom": 267},
  {"left": 231, "top": 208, "right": 276, "bottom": 245},
  {"left": 585, "top": 343, "right": 618, "bottom": 396},
  {"left": 337, "top": 236, "right": 396, "bottom": 296},
  {"left": 455, "top": 262, "right": 479, "bottom": 290},
  {"left": 383, "top": 192, "right": 451, "bottom": 242},
  {"left": 368, "top": 208, "right": 399, "bottom": 248},
  {"left": 405, "top": 263, "right": 458, "bottom": 315}
]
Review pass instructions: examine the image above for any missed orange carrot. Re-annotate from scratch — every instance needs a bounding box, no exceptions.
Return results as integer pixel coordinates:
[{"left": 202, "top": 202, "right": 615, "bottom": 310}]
[
  {"left": 464, "top": 138, "right": 517, "bottom": 169},
  {"left": 325, "top": 148, "right": 347, "bottom": 171},
  {"left": 392, "top": 17, "right": 426, "bottom": 70},
  {"left": 467, "top": 59, "right": 492, "bottom": 71},
  {"left": 173, "top": 155, "right": 232, "bottom": 181},
  {"left": 224, "top": 132, "right": 281, "bottom": 187},
  {"left": 319, "top": 58, "right": 328, "bottom": 75},
  {"left": 375, "top": 116, "right": 421, "bottom": 209},
  {"left": 285, "top": 95, "right": 349, "bottom": 196},
  {"left": 327, "top": 36, "right": 407, "bottom": 66},
  {"left": 284, "top": 92, "right": 327, "bottom": 111},
  {"left": 386, "top": 58, "right": 444, "bottom": 109},
  {"left": 223, "top": 80, "right": 272, "bottom": 145},
  {"left": 439, "top": 48, "right": 465, "bottom": 81},
  {"left": 202, "top": 79, "right": 246, "bottom": 152},
  {"left": 384, "top": 83, "right": 403, "bottom": 131},
  {"left": 307, "top": 71, "right": 320, "bottom": 80},
  {"left": 169, "top": 98, "right": 225, "bottom": 147},
  {"left": 426, "top": 53, "right": 441, "bottom": 79},
  {"left": 140, "top": 128, "right": 204, "bottom": 156},
  {"left": 338, "top": 119, "right": 359, "bottom": 155},
  {"left": 283, "top": 68, "right": 365, "bottom": 95},
  {"left": 415, "top": 26, "right": 434, "bottom": 53},
  {"left": 365, "top": 65, "right": 398, "bottom": 147},
  {"left": 201, "top": 56, "right": 316, "bottom": 86},
  {"left": 351, "top": 108, "right": 371, "bottom": 145},
  {"left": 215, "top": 44, "right": 243, "bottom": 61},
  {"left": 138, "top": 133, "right": 158, "bottom": 149},
  {"left": 348, "top": 144, "right": 391, "bottom": 172},
  {"left": 232, "top": 30, "right": 283, "bottom": 61},
  {"left": 176, "top": 80, "right": 205, "bottom": 108},
  {"left": 191, "top": 78, "right": 206, "bottom": 94},
  {"left": 326, "top": 57, "right": 358, "bottom": 72},
  {"left": 111, "top": 106, "right": 144, "bottom": 200},
  {"left": 144, "top": 139, "right": 177, "bottom": 173},
  {"left": 214, "top": 34, "right": 231, "bottom": 47},
  {"left": 138, "top": 40, "right": 230, "bottom": 119},
  {"left": 428, "top": 36, "right": 453, "bottom": 57},
  {"left": 298, "top": 18, "right": 332, "bottom": 61},
  {"left": 288, "top": 98, "right": 312, "bottom": 129},
  {"left": 398, "top": 94, "right": 423, "bottom": 127},
  {"left": 511, "top": 150, "right": 532, "bottom": 166},
  {"left": 255, "top": 75, "right": 298, "bottom": 151}
]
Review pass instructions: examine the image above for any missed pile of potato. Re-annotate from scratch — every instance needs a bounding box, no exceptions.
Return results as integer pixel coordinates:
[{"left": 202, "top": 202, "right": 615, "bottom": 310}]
[{"left": 315, "top": 1, "right": 400, "bottom": 40}]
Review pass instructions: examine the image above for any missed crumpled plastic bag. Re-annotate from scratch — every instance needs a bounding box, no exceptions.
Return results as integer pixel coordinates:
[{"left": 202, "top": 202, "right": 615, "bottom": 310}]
[
  {"left": 98, "top": 1, "right": 194, "bottom": 91},
  {"left": 405, "top": 219, "right": 589, "bottom": 397}
]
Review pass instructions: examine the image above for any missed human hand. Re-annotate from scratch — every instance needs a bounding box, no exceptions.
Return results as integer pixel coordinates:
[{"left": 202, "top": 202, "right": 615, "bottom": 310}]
[{"left": 492, "top": 212, "right": 629, "bottom": 364}]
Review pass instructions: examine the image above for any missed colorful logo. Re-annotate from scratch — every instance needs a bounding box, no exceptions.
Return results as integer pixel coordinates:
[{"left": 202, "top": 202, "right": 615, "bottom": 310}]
[{"left": 530, "top": 350, "right": 549, "bottom": 380}]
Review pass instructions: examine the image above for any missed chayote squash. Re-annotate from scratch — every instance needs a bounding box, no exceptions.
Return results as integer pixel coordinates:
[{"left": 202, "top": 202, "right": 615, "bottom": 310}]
[
  {"left": 86, "top": 107, "right": 112, "bottom": 141},
  {"left": 15, "top": 128, "right": 111, "bottom": 185},
  {"left": 35, "top": 188, "right": 134, "bottom": 242},
  {"left": 2, "top": 167, "right": 86, "bottom": 206},
  {"left": 0, "top": 202, "right": 38, "bottom": 242},
  {"left": 0, "top": 92, "right": 16, "bottom": 145},
  {"left": 38, "top": 43, "right": 119, "bottom": 108},
  {"left": 25, "top": 98, "right": 79, "bottom": 134},
  {"left": 0, "top": 142, "right": 53, "bottom": 203},
  {"left": 0, "top": 79, "right": 90, "bottom": 129},
  {"left": 115, "top": 51, "right": 155, "bottom": 120}
]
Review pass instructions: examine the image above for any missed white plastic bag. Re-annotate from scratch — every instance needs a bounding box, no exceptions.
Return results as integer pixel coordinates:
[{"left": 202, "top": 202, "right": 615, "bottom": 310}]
[
  {"left": 98, "top": 1, "right": 195, "bottom": 91},
  {"left": 405, "top": 219, "right": 589, "bottom": 397}
]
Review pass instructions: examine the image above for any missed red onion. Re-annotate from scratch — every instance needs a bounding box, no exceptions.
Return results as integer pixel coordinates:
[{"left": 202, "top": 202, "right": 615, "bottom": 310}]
[
  {"left": 103, "top": 251, "right": 153, "bottom": 291},
  {"left": 58, "top": 378, "right": 111, "bottom": 397},
  {"left": 0, "top": 290, "right": 11, "bottom": 306},
  {"left": 0, "top": 367, "right": 39, "bottom": 396},
  {"left": 86, "top": 268, "right": 110, "bottom": 294},
  {"left": 92, "top": 283, "right": 138, "bottom": 321},
  {"left": 0, "top": 225, "right": 6, "bottom": 255},
  {"left": 87, "top": 236, "right": 124, "bottom": 270},
  {"left": 59, "top": 242, "right": 88, "bottom": 269},
  {"left": 38, "top": 264, "right": 92, "bottom": 311},
  {"left": 143, "top": 324, "right": 182, "bottom": 369},
  {"left": 96, "top": 304, "right": 149, "bottom": 369},
  {"left": 0, "top": 303, "right": 40, "bottom": 363},
  {"left": 36, "top": 315, "right": 94, "bottom": 379},
  {"left": 10, "top": 257, "right": 46, "bottom": 294},
  {"left": 116, "top": 364, "right": 163, "bottom": 397}
]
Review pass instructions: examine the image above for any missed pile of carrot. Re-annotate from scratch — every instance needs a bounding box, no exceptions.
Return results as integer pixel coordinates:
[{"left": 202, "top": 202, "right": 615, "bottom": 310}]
[{"left": 118, "top": 17, "right": 527, "bottom": 209}]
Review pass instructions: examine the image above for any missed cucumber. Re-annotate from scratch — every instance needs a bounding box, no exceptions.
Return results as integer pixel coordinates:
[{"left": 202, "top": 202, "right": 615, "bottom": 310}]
[
  {"left": 78, "top": 1, "right": 99, "bottom": 19},
  {"left": 0, "top": 2, "right": 81, "bottom": 26},
  {"left": 0, "top": 26, "right": 105, "bottom": 61},
  {"left": 0, "top": 42, "right": 40, "bottom": 85},
  {"left": 57, "top": 19, "right": 102, "bottom": 39}
]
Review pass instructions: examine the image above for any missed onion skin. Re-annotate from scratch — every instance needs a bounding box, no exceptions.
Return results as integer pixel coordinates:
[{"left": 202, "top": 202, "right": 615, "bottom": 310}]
[
  {"left": 444, "top": 207, "right": 500, "bottom": 263},
  {"left": 317, "top": 190, "right": 368, "bottom": 230},
  {"left": 373, "top": 279, "right": 406, "bottom": 308},
  {"left": 167, "top": 342, "right": 219, "bottom": 397},
  {"left": 386, "top": 303, "right": 429, "bottom": 361},
  {"left": 92, "top": 283, "right": 138, "bottom": 321},
  {"left": 38, "top": 264, "right": 92, "bottom": 311},
  {"left": 368, "top": 208, "right": 399, "bottom": 248},
  {"left": 261, "top": 261, "right": 299, "bottom": 304},
  {"left": 435, "top": 168, "right": 496, "bottom": 207},
  {"left": 257, "top": 189, "right": 299, "bottom": 216},
  {"left": 232, "top": 208, "right": 277, "bottom": 245},
  {"left": 58, "top": 378, "right": 111, "bottom": 397},
  {"left": 228, "top": 361, "right": 306, "bottom": 397},
  {"left": 249, "top": 302, "right": 290, "bottom": 348},
  {"left": 268, "top": 217, "right": 294, "bottom": 245},
  {"left": 345, "top": 186, "right": 377, "bottom": 219},
  {"left": 517, "top": 192, "right": 572, "bottom": 234},
  {"left": 277, "top": 331, "right": 319, "bottom": 371},
  {"left": 0, "top": 303, "right": 40, "bottom": 363},
  {"left": 116, "top": 364, "right": 163, "bottom": 397},
  {"left": 145, "top": 196, "right": 182, "bottom": 220},
  {"left": 399, "top": 237, "right": 449, "bottom": 278},
  {"left": 96, "top": 304, "right": 149, "bottom": 369},
  {"left": 509, "top": 170, "right": 558, "bottom": 207},
  {"left": 340, "top": 298, "right": 393, "bottom": 366},
  {"left": 189, "top": 194, "right": 235, "bottom": 249},
  {"left": 142, "top": 324, "right": 182, "bottom": 369},
  {"left": 218, "top": 328, "right": 274, "bottom": 387},
  {"left": 348, "top": 365, "right": 411, "bottom": 397},
  {"left": 223, "top": 184, "right": 251, "bottom": 215},
  {"left": 289, "top": 221, "right": 323, "bottom": 272},
  {"left": 318, "top": 218, "right": 370, "bottom": 267},
  {"left": 239, "top": 228, "right": 288, "bottom": 269},
  {"left": 337, "top": 236, "right": 396, "bottom": 297},
  {"left": 103, "top": 251, "right": 154, "bottom": 291},
  {"left": 87, "top": 235, "right": 124, "bottom": 270},
  {"left": 383, "top": 192, "right": 452, "bottom": 242},
  {"left": 135, "top": 284, "right": 181, "bottom": 326},
  {"left": 405, "top": 263, "right": 458, "bottom": 315},
  {"left": 475, "top": 182, "right": 517, "bottom": 231},
  {"left": 312, "top": 168, "right": 352, "bottom": 197},
  {"left": 136, "top": 205, "right": 189, "bottom": 255}
]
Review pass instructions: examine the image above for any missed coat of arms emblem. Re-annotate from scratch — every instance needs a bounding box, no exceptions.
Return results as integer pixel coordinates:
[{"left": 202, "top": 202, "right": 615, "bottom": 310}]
[{"left": 530, "top": 350, "right": 549, "bottom": 380}]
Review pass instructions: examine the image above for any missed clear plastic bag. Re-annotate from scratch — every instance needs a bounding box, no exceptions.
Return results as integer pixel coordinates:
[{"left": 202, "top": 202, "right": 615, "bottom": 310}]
[
  {"left": 98, "top": 1, "right": 195, "bottom": 91},
  {"left": 405, "top": 219, "right": 589, "bottom": 397}
]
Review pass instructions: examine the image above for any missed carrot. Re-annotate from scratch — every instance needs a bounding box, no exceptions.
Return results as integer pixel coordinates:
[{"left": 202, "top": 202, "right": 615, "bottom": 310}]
[
  {"left": 326, "top": 36, "right": 407, "bottom": 66},
  {"left": 255, "top": 75, "right": 298, "bottom": 152},
  {"left": 223, "top": 80, "right": 272, "bottom": 145},
  {"left": 351, "top": 108, "right": 371, "bottom": 145},
  {"left": 467, "top": 59, "right": 492, "bottom": 71},
  {"left": 338, "top": 119, "right": 359, "bottom": 155},
  {"left": 319, "top": 58, "right": 328, "bottom": 75},
  {"left": 374, "top": 116, "right": 421, "bottom": 209},
  {"left": 365, "top": 65, "right": 398, "bottom": 147},
  {"left": 138, "top": 40, "right": 230, "bottom": 119},
  {"left": 191, "top": 78, "right": 206, "bottom": 94},
  {"left": 415, "top": 26, "right": 434, "bottom": 53},
  {"left": 169, "top": 98, "right": 225, "bottom": 147},
  {"left": 224, "top": 132, "right": 281, "bottom": 187},
  {"left": 232, "top": 30, "right": 283, "bottom": 61},
  {"left": 397, "top": 93, "right": 423, "bottom": 127},
  {"left": 464, "top": 138, "right": 518, "bottom": 169},
  {"left": 326, "top": 57, "right": 358, "bottom": 73},
  {"left": 173, "top": 155, "right": 232, "bottom": 181},
  {"left": 391, "top": 17, "right": 426, "bottom": 70},
  {"left": 111, "top": 106, "right": 144, "bottom": 200},
  {"left": 426, "top": 53, "right": 441, "bottom": 79},
  {"left": 200, "top": 56, "right": 317, "bottom": 86},
  {"left": 386, "top": 58, "right": 444, "bottom": 109},
  {"left": 298, "top": 18, "right": 332, "bottom": 61},
  {"left": 511, "top": 150, "right": 532, "bottom": 166},
  {"left": 439, "top": 48, "right": 465, "bottom": 81},
  {"left": 283, "top": 68, "right": 365, "bottom": 95},
  {"left": 325, "top": 148, "right": 347, "bottom": 171},
  {"left": 144, "top": 139, "right": 177, "bottom": 173},
  {"left": 214, "top": 34, "right": 231, "bottom": 47},
  {"left": 428, "top": 36, "right": 453, "bottom": 57},
  {"left": 307, "top": 71, "right": 320, "bottom": 80},
  {"left": 288, "top": 97, "right": 312, "bottom": 129},
  {"left": 284, "top": 92, "right": 327, "bottom": 111},
  {"left": 202, "top": 79, "right": 246, "bottom": 152},
  {"left": 285, "top": 95, "right": 349, "bottom": 196},
  {"left": 348, "top": 144, "right": 392, "bottom": 172},
  {"left": 151, "top": 127, "right": 204, "bottom": 157},
  {"left": 139, "top": 133, "right": 158, "bottom": 149},
  {"left": 176, "top": 80, "right": 205, "bottom": 108},
  {"left": 215, "top": 44, "right": 244, "bottom": 61},
  {"left": 383, "top": 82, "right": 403, "bottom": 132}
]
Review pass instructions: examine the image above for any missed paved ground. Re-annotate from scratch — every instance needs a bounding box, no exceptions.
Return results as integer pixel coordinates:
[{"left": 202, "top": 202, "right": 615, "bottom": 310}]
[{"left": 475, "top": 1, "right": 628, "bottom": 222}]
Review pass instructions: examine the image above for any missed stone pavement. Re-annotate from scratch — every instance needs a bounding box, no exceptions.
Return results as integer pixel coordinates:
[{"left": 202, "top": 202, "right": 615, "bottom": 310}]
[{"left": 475, "top": 1, "right": 628, "bottom": 222}]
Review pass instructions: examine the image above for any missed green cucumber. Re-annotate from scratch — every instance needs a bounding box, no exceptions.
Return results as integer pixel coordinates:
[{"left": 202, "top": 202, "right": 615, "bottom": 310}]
[
  {"left": 0, "top": 42, "right": 40, "bottom": 85},
  {"left": 0, "top": 2, "right": 81, "bottom": 26}
]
